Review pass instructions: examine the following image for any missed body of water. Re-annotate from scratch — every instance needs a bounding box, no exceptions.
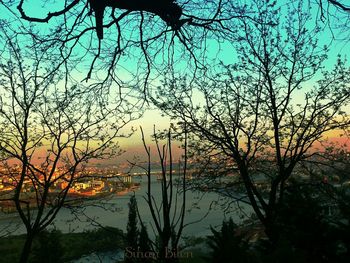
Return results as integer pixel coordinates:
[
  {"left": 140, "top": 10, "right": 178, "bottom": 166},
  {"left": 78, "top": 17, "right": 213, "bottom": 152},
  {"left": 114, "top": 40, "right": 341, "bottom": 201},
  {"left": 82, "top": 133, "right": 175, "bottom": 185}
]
[{"left": 0, "top": 176, "right": 252, "bottom": 238}]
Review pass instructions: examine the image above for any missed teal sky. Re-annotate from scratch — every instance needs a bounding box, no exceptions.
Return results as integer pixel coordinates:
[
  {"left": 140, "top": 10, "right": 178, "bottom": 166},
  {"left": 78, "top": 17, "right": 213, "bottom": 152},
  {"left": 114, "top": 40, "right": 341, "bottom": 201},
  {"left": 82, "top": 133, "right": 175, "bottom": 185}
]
[
  {"left": 6, "top": 0, "right": 349, "bottom": 76},
  {"left": 1, "top": 0, "right": 349, "bottom": 164}
]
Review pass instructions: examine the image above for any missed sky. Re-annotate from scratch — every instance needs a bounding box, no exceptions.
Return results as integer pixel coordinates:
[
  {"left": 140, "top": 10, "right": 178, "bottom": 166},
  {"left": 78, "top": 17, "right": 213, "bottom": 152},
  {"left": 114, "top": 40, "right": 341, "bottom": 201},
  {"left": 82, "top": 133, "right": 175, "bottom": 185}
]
[{"left": 0, "top": 0, "right": 349, "bottom": 167}]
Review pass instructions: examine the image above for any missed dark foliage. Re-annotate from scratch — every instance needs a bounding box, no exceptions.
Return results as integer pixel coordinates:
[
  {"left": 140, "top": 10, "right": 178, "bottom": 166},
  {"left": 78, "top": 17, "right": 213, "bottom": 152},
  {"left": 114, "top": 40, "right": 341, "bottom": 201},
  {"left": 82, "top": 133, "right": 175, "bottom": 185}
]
[
  {"left": 30, "top": 230, "right": 63, "bottom": 263},
  {"left": 138, "top": 225, "right": 152, "bottom": 263},
  {"left": 139, "top": 225, "right": 151, "bottom": 252},
  {"left": 206, "top": 218, "right": 252, "bottom": 263},
  {"left": 0, "top": 227, "right": 124, "bottom": 263},
  {"left": 258, "top": 185, "right": 350, "bottom": 263},
  {"left": 126, "top": 195, "right": 139, "bottom": 262}
]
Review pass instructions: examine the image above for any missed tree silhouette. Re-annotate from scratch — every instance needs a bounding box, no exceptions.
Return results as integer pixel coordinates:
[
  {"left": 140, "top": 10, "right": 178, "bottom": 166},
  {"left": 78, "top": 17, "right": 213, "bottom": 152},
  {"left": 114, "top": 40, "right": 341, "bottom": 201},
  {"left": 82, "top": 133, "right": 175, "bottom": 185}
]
[
  {"left": 138, "top": 224, "right": 152, "bottom": 261},
  {"left": 1, "top": 0, "right": 348, "bottom": 96},
  {"left": 153, "top": 0, "right": 350, "bottom": 242},
  {"left": 87, "top": 0, "right": 185, "bottom": 39},
  {"left": 0, "top": 27, "right": 137, "bottom": 262},
  {"left": 125, "top": 195, "right": 139, "bottom": 263},
  {"left": 131, "top": 126, "right": 188, "bottom": 262},
  {"left": 31, "top": 229, "right": 63, "bottom": 263},
  {"left": 1, "top": 0, "right": 232, "bottom": 90},
  {"left": 254, "top": 183, "right": 350, "bottom": 263},
  {"left": 206, "top": 218, "right": 251, "bottom": 263}
]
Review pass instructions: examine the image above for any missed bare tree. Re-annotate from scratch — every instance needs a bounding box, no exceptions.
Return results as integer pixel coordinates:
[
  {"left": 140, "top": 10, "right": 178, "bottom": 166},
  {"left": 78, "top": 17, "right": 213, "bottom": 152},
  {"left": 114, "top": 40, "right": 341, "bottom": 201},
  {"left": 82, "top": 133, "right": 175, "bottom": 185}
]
[
  {"left": 0, "top": 0, "right": 253, "bottom": 96},
  {"left": 0, "top": 28, "right": 137, "bottom": 262},
  {"left": 1, "top": 0, "right": 348, "bottom": 96},
  {"left": 152, "top": 0, "right": 350, "bottom": 241},
  {"left": 129, "top": 126, "right": 188, "bottom": 262}
]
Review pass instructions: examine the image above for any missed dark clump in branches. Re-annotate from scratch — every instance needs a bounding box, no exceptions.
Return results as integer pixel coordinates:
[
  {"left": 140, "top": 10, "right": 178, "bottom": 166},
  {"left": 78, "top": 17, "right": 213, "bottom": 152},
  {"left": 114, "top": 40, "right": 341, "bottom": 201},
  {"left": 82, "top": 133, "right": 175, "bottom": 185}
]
[{"left": 88, "top": 0, "right": 185, "bottom": 39}]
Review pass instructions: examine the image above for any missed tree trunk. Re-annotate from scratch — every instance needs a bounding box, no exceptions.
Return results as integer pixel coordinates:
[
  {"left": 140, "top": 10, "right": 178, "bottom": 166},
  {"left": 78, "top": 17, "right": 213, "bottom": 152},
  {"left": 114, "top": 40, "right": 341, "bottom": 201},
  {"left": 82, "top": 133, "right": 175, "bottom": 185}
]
[
  {"left": 19, "top": 233, "right": 34, "bottom": 263},
  {"left": 264, "top": 209, "right": 280, "bottom": 245}
]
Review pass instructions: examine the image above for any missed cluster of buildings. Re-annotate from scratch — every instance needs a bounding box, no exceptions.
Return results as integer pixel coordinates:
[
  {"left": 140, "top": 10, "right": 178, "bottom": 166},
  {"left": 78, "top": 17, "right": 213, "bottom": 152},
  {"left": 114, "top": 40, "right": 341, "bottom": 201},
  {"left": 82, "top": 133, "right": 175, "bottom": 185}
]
[{"left": 0, "top": 165, "right": 139, "bottom": 211}]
